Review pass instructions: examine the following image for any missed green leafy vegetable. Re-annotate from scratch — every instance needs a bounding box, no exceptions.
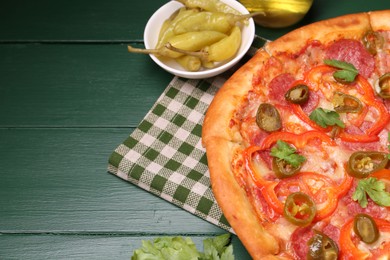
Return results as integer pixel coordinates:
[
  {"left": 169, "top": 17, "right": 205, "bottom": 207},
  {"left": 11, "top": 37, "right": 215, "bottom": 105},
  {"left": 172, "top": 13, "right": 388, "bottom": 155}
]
[
  {"left": 202, "top": 234, "right": 234, "bottom": 260},
  {"left": 131, "top": 234, "right": 234, "bottom": 260},
  {"left": 352, "top": 177, "right": 390, "bottom": 208},
  {"left": 270, "top": 140, "right": 306, "bottom": 168},
  {"left": 324, "top": 59, "right": 359, "bottom": 83},
  {"left": 309, "top": 108, "right": 345, "bottom": 128}
]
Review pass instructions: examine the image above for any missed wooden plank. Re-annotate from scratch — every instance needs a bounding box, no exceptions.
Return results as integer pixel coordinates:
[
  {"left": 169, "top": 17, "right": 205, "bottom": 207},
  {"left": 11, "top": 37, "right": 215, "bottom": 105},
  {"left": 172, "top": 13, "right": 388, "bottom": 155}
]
[
  {"left": 0, "top": 209, "right": 221, "bottom": 234},
  {"left": 0, "top": 44, "right": 171, "bottom": 127},
  {"left": 0, "top": 0, "right": 387, "bottom": 42},
  {"left": 0, "top": 234, "right": 251, "bottom": 259},
  {"left": 0, "top": 128, "right": 220, "bottom": 233},
  {"left": 0, "top": 0, "right": 167, "bottom": 41}
]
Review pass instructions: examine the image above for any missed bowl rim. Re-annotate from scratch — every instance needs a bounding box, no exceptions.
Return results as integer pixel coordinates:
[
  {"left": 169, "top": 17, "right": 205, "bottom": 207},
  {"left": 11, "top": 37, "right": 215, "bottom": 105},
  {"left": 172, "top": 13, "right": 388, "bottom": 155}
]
[{"left": 143, "top": 0, "right": 255, "bottom": 79}]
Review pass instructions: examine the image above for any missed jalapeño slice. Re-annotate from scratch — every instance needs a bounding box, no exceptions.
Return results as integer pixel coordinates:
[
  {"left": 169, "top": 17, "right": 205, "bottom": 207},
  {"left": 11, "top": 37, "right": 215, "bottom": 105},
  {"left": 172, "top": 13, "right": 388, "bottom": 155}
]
[
  {"left": 332, "top": 91, "right": 363, "bottom": 113},
  {"left": 347, "top": 151, "right": 388, "bottom": 178},
  {"left": 362, "top": 30, "right": 384, "bottom": 55},
  {"left": 283, "top": 192, "right": 316, "bottom": 226},
  {"left": 285, "top": 84, "right": 310, "bottom": 104},
  {"left": 353, "top": 214, "right": 380, "bottom": 244},
  {"left": 377, "top": 72, "right": 390, "bottom": 99},
  {"left": 272, "top": 157, "right": 301, "bottom": 179},
  {"left": 256, "top": 103, "right": 282, "bottom": 132},
  {"left": 307, "top": 230, "right": 339, "bottom": 260}
]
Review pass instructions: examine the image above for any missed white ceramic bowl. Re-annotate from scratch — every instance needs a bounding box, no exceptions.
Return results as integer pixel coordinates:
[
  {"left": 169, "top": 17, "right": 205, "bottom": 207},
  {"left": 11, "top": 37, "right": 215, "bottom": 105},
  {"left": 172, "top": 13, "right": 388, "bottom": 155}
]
[{"left": 143, "top": 0, "right": 255, "bottom": 79}]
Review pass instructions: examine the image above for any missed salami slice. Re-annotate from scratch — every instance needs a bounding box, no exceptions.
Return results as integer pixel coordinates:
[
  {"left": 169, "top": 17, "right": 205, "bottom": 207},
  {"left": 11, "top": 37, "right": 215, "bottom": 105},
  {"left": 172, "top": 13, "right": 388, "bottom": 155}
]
[{"left": 325, "top": 39, "right": 375, "bottom": 78}]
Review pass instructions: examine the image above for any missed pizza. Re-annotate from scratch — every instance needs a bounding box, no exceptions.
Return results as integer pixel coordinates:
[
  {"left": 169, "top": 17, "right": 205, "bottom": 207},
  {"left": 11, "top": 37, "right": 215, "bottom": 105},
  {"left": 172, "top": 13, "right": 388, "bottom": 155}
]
[{"left": 202, "top": 10, "right": 390, "bottom": 259}]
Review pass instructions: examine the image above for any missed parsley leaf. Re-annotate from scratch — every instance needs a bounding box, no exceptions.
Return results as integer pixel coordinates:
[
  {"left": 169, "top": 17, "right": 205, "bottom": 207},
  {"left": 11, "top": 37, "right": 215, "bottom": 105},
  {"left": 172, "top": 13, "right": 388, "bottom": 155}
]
[
  {"left": 324, "top": 59, "right": 359, "bottom": 83},
  {"left": 333, "top": 70, "right": 357, "bottom": 83},
  {"left": 270, "top": 140, "right": 306, "bottom": 168},
  {"left": 352, "top": 177, "right": 390, "bottom": 208},
  {"left": 309, "top": 108, "right": 345, "bottom": 128},
  {"left": 324, "top": 59, "right": 358, "bottom": 72}
]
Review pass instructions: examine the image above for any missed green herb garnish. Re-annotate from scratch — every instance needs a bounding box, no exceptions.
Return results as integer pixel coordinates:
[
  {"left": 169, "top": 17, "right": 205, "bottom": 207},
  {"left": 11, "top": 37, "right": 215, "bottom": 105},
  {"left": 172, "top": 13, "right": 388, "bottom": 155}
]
[
  {"left": 131, "top": 234, "right": 234, "bottom": 260},
  {"left": 270, "top": 140, "right": 306, "bottom": 168},
  {"left": 309, "top": 108, "right": 345, "bottom": 128},
  {"left": 352, "top": 177, "right": 390, "bottom": 208},
  {"left": 324, "top": 59, "right": 359, "bottom": 83}
]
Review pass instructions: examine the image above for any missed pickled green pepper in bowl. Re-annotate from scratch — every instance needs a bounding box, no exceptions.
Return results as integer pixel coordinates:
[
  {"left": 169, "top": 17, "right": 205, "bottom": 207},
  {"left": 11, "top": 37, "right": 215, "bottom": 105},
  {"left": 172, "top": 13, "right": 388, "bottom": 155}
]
[{"left": 129, "top": 0, "right": 255, "bottom": 79}]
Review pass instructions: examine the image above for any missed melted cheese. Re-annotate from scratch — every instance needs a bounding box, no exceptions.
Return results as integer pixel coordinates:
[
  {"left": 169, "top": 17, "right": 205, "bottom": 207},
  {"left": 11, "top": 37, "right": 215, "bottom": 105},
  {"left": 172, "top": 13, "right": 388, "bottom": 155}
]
[
  {"left": 253, "top": 154, "right": 273, "bottom": 179},
  {"left": 301, "top": 142, "right": 350, "bottom": 181},
  {"left": 271, "top": 218, "right": 297, "bottom": 242},
  {"left": 357, "top": 231, "right": 390, "bottom": 258}
]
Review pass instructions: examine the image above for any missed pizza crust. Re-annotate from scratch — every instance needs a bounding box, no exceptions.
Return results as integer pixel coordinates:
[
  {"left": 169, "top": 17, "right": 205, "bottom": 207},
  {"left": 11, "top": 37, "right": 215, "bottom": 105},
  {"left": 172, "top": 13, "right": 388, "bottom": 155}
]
[
  {"left": 369, "top": 10, "right": 390, "bottom": 31},
  {"left": 202, "top": 49, "right": 271, "bottom": 145},
  {"left": 265, "top": 12, "right": 371, "bottom": 56},
  {"left": 204, "top": 137, "right": 281, "bottom": 258}
]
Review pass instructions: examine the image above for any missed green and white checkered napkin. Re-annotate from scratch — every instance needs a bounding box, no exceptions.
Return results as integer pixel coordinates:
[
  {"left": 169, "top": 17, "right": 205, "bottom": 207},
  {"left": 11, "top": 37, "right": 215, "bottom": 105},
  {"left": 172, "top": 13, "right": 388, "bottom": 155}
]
[{"left": 108, "top": 36, "right": 268, "bottom": 232}]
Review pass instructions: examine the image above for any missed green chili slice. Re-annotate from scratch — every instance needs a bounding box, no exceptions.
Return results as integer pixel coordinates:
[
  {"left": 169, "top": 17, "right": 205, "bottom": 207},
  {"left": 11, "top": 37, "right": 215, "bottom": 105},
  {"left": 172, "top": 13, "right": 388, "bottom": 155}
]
[
  {"left": 362, "top": 30, "right": 384, "bottom": 55},
  {"left": 347, "top": 151, "right": 388, "bottom": 178},
  {"left": 285, "top": 84, "right": 310, "bottom": 104},
  {"left": 272, "top": 157, "right": 301, "bottom": 179},
  {"left": 353, "top": 213, "right": 379, "bottom": 244},
  {"left": 283, "top": 192, "right": 316, "bottom": 226},
  {"left": 256, "top": 103, "right": 282, "bottom": 132},
  {"left": 378, "top": 72, "right": 390, "bottom": 99},
  {"left": 332, "top": 91, "right": 363, "bottom": 113},
  {"left": 307, "top": 230, "right": 339, "bottom": 260}
]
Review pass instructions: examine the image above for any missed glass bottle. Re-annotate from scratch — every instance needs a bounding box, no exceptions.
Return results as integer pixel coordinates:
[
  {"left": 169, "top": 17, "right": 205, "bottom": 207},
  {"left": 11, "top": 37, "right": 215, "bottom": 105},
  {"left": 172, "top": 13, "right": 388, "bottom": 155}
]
[{"left": 238, "top": 0, "right": 313, "bottom": 28}]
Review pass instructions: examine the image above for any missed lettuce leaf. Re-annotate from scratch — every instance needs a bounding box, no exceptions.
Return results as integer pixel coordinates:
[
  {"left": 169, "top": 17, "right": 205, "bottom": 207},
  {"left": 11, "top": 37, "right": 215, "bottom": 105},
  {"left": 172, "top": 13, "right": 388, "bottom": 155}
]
[{"left": 131, "top": 234, "right": 234, "bottom": 260}]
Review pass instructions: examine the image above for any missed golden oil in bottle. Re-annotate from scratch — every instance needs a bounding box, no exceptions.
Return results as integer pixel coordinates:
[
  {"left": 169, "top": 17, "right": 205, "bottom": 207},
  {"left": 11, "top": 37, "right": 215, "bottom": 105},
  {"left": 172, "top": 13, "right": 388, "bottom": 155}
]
[{"left": 238, "top": 0, "right": 313, "bottom": 28}]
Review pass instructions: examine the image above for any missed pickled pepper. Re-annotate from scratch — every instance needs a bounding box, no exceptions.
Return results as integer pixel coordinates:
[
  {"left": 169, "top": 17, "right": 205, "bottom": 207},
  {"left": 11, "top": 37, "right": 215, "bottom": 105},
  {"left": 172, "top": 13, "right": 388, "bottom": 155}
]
[
  {"left": 176, "top": 55, "right": 202, "bottom": 71},
  {"left": 156, "top": 8, "right": 199, "bottom": 49},
  {"left": 128, "top": 30, "right": 227, "bottom": 59},
  {"left": 166, "top": 26, "right": 242, "bottom": 63},
  {"left": 174, "top": 11, "right": 262, "bottom": 34},
  {"left": 175, "top": 0, "right": 241, "bottom": 15}
]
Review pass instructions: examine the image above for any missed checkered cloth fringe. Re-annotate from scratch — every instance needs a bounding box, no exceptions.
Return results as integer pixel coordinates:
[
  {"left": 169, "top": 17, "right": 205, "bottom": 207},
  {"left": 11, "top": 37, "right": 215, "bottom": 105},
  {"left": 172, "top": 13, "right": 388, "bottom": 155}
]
[{"left": 108, "top": 35, "right": 268, "bottom": 232}]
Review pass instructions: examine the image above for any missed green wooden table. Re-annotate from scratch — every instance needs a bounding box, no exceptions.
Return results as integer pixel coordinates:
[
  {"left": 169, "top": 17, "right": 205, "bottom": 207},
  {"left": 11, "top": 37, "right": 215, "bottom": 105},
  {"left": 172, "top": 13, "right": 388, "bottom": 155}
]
[{"left": 0, "top": 0, "right": 388, "bottom": 259}]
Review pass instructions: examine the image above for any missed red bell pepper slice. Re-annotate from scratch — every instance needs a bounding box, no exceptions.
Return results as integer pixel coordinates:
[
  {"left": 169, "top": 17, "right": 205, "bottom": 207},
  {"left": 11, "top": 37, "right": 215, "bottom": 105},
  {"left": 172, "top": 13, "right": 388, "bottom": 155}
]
[
  {"left": 264, "top": 172, "right": 342, "bottom": 221},
  {"left": 303, "top": 65, "right": 335, "bottom": 92},
  {"left": 260, "top": 130, "right": 336, "bottom": 150},
  {"left": 243, "top": 145, "right": 270, "bottom": 187},
  {"left": 371, "top": 169, "right": 390, "bottom": 181}
]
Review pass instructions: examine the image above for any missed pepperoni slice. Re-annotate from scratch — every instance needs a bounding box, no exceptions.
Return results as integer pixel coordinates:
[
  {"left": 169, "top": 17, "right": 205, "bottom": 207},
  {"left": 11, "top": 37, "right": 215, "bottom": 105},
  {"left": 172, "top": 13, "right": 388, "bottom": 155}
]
[
  {"left": 291, "top": 226, "right": 314, "bottom": 259},
  {"left": 325, "top": 39, "right": 375, "bottom": 78},
  {"left": 301, "top": 90, "right": 320, "bottom": 114},
  {"left": 268, "top": 73, "right": 296, "bottom": 104}
]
